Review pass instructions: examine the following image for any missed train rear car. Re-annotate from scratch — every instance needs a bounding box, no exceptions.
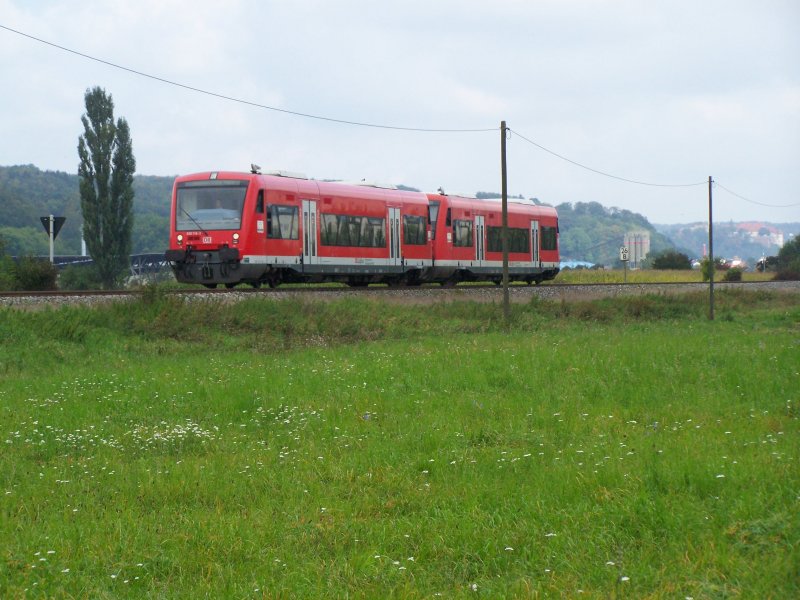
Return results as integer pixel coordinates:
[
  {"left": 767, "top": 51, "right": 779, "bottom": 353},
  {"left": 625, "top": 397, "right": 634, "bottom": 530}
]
[{"left": 426, "top": 192, "right": 559, "bottom": 284}]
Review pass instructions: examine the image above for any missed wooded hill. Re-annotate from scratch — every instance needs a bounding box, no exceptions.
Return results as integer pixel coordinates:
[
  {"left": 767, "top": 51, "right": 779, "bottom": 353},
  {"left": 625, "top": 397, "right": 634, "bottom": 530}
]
[{"left": 0, "top": 164, "right": 171, "bottom": 256}]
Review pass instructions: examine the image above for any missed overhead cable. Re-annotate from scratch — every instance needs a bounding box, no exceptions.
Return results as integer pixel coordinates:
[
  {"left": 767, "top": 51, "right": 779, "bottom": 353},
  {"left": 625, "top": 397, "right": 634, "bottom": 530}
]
[
  {"left": 715, "top": 182, "right": 800, "bottom": 208},
  {"left": 0, "top": 24, "right": 496, "bottom": 133},
  {"left": 509, "top": 128, "right": 708, "bottom": 188}
]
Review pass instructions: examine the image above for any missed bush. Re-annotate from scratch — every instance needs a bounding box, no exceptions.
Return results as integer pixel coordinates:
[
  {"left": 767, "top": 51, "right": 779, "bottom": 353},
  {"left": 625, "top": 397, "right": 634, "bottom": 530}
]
[
  {"left": 700, "top": 257, "right": 713, "bottom": 282},
  {"left": 651, "top": 250, "right": 692, "bottom": 270},
  {"left": 0, "top": 254, "right": 15, "bottom": 291},
  {"left": 723, "top": 267, "right": 743, "bottom": 282},
  {"left": 59, "top": 264, "right": 104, "bottom": 290},
  {"left": 14, "top": 257, "right": 58, "bottom": 291}
]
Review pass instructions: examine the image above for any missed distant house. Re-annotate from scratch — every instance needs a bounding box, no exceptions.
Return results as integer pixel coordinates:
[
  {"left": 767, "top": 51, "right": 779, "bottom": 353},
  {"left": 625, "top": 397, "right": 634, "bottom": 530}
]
[{"left": 735, "top": 222, "right": 784, "bottom": 249}]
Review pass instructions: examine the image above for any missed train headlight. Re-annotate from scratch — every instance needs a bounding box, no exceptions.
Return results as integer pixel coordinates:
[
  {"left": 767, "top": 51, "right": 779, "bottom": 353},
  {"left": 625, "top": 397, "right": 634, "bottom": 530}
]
[
  {"left": 177, "top": 234, "right": 184, "bottom": 245},
  {"left": 232, "top": 233, "right": 240, "bottom": 244}
]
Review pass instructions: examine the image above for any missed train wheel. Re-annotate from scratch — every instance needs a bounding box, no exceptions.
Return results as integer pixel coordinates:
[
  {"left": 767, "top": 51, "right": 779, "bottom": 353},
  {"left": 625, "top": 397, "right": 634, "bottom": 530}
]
[
  {"left": 250, "top": 281, "right": 262, "bottom": 289},
  {"left": 225, "top": 283, "right": 236, "bottom": 289},
  {"left": 203, "top": 283, "right": 217, "bottom": 289}
]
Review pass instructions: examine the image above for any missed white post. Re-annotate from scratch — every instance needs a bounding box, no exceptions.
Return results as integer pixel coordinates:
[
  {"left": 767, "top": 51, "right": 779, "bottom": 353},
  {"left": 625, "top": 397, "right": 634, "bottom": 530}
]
[{"left": 49, "top": 214, "right": 55, "bottom": 264}]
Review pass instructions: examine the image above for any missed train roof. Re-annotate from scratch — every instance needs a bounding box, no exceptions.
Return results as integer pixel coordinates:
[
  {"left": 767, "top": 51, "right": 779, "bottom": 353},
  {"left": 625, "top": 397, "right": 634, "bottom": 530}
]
[
  {"left": 426, "top": 192, "right": 558, "bottom": 217},
  {"left": 174, "top": 172, "right": 557, "bottom": 217}
]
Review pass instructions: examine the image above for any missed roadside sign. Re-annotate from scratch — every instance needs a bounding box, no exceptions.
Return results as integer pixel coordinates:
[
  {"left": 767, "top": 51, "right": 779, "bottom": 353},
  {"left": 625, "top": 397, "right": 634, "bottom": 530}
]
[
  {"left": 619, "top": 246, "right": 630, "bottom": 262},
  {"left": 40, "top": 216, "right": 66, "bottom": 239}
]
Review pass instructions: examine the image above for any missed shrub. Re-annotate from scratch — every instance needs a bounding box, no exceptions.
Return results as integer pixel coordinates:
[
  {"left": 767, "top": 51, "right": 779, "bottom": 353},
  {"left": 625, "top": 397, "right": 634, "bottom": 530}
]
[
  {"left": 0, "top": 254, "right": 15, "bottom": 291},
  {"left": 700, "top": 257, "right": 713, "bottom": 282},
  {"left": 59, "top": 264, "right": 104, "bottom": 290},
  {"left": 0, "top": 238, "right": 15, "bottom": 291},
  {"left": 14, "top": 257, "right": 58, "bottom": 291},
  {"left": 723, "top": 267, "right": 743, "bottom": 282},
  {"left": 651, "top": 250, "right": 692, "bottom": 270}
]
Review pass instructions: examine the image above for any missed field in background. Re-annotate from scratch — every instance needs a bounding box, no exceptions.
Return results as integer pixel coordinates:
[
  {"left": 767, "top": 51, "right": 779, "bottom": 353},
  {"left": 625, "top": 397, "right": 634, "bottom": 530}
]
[
  {"left": 551, "top": 268, "right": 774, "bottom": 285},
  {"left": 1, "top": 291, "right": 797, "bottom": 597}
]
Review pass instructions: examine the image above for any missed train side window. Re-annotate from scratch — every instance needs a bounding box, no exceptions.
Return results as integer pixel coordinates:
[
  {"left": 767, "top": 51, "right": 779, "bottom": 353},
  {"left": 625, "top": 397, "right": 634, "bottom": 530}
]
[
  {"left": 445, "top": 208, "right": 452, "bottom": 227},
  {"left": 487, "top": 227, "right": 530, "bottom": 253},
  {"left": 320, "top": 213, "right": 386, "bottom": 247},
  {"left": 541, "top": 226, "right": 558, "bottom": 250},
  {"left": 428, "top": 201, "right": 440, "bottom": 240},
  {"left": 453, "top": 219, "right": 473, "bottom": 247},
  {"left": 255, "top": 190, "right": 264, "bottom": 214},
  {"left": 267, "top": 205, "right": 299, "bottom": 239},
  {"left": 403, "top": 214, "right": 427, "bottom": 245}
]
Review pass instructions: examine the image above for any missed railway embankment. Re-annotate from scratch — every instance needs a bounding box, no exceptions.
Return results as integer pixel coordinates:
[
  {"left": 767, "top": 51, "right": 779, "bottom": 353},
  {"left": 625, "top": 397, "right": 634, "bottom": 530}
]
[{"left": 1, "top": 280, "right": 798, "bottom": 309}]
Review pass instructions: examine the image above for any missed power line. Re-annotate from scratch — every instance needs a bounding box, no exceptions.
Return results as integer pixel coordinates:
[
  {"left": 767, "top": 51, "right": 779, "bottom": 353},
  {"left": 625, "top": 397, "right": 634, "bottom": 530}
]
[
  {"left": 715, "top": 182, "right": 800, "bottom": 208},
  {"left": 0, "top": 23, "right": 497, "bottom": 134},
  {"left": 6, "top": 23, "right": 799, "bottom": 210},
  {"left": 508, "top": 128, "right": 708, "bottom": 188}
]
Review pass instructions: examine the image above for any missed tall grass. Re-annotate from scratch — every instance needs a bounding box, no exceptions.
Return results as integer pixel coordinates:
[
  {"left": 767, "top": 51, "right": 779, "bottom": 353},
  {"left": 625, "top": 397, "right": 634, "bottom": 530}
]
[{"left": 0, "top": 291, "right": 797, "bottom": 597}]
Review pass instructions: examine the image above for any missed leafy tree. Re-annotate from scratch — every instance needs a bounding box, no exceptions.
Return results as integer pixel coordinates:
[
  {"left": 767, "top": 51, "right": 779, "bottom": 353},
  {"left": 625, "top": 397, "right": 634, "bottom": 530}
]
[
  {"left": 77, "top": 87, "right": 136, "bottom": 288},
  {"left": 0, "top": 226, "right": 48, "bottom": 256},
  {"left": 132, "top": 213, "right": 169, "bottom": 253},
  {"left": 650, "top": 249, "right": 691, "bottom": 270},
  {"left": 775, "top": 236, "right": 800, "bottom": 280}
]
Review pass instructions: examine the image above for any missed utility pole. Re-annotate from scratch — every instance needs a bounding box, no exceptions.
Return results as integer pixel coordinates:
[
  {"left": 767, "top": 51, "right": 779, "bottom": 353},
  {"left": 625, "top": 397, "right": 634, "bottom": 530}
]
[
  {"left": 708, "top": 176, "right": 714, "bottom": 321},
  {"left": 500, "top": 121, "right": 510, "bottom": 323}
]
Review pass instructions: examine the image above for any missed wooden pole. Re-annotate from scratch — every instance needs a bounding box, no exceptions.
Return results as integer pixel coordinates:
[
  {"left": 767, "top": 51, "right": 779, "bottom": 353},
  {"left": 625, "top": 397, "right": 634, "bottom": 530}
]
[
  {"left": 500, "top": 121, "right": 510, "bottom": 323},
  {"left": 708, "top": 176, "right": 714, "bottom": 321}
]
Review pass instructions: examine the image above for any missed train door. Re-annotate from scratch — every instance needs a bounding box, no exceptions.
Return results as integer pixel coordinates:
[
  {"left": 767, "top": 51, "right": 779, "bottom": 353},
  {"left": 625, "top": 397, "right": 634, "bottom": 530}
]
[
  {"left": 475, "top": 215, "right": 485, "bottom": 265},
  {"left": 302, "top": 199, "right": 318, "bottom": 266},
  {"left": 389, "top": 207, "right": 401, "bottom": 266},
  {"left": 531, "top": 220, "right": 540, "bottom": 268}
]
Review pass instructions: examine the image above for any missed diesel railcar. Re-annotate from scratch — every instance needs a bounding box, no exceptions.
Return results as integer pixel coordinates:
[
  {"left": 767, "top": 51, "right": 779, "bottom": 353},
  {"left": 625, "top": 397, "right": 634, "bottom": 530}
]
[{"left": 165, "top": 168, "right": 559, "bottom": 288}]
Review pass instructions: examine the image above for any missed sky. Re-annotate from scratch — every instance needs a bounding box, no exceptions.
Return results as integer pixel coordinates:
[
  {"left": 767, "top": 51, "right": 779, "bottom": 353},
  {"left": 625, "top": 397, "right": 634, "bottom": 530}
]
[{"left": 1, "top": 0, "right": 798, "bottom": 224}]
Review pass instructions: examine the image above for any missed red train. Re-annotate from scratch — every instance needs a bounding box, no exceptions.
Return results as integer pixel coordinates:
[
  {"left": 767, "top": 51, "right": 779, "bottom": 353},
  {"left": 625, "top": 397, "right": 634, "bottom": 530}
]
[{"left": 165, "top": 167, "right": 559, "bottom": 288}]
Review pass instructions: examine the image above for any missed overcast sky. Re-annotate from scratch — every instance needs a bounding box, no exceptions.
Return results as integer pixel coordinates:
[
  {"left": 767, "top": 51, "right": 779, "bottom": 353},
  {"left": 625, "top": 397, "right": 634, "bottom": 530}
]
[{"left": 1, "top": 0, "right": 798, "bottom": 223}]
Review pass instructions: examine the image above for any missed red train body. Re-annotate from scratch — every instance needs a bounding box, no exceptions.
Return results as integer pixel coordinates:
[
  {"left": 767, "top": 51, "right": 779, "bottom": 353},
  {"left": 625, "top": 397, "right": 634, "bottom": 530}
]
[{"left": 165, "top": 169, "right": 559, "bottom": 288}]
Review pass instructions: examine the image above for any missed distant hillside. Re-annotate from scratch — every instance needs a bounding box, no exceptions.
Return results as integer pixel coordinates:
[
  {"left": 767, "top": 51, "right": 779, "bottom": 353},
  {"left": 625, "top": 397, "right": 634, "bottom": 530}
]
[
  {"left": 555, "top": 201, "right": 676, "bottom": 266},
  {"left": 654, "top": 222, "right": 800, "bottom": 263},
  {"left": 0, "top": 165, "right": 173, "bottom": 255}
]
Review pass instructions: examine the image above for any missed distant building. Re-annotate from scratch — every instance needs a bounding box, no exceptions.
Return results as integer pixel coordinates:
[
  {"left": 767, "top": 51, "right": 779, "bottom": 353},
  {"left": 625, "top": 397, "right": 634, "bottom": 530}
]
[
  {"left": 623, "top": 231, "right": 650, "bottom": 267},
  {"left": 734, "top": 222, "right": 784, "bottom": 249}
]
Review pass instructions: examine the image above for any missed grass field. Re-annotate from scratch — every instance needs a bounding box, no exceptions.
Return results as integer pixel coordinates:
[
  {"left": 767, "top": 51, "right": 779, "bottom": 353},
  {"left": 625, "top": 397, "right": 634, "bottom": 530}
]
[
  {"left": 1, "top": 290, "right": 798, "bottom": 598},
  {"left": 550, "top": 268, "right": 774, "bottom": 285}
]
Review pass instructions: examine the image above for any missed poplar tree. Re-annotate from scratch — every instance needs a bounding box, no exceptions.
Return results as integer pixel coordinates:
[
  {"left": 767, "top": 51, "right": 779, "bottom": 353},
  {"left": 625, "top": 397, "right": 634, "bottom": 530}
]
[{"left": 77, "top": 87, "right": 136, "bottom": 289}]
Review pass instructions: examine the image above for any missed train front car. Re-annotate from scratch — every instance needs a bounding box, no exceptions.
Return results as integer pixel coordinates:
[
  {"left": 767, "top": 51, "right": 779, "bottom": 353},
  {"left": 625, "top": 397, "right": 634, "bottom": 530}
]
[{"left": 166, "top": 171, "right": 260, "bottom": 288}]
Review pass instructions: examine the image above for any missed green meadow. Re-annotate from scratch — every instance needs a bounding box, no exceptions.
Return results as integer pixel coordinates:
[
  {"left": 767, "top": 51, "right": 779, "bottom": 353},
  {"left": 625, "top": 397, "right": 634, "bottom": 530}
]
[{"left": 1, "top": 290, "right": 798, "bottom": 598}]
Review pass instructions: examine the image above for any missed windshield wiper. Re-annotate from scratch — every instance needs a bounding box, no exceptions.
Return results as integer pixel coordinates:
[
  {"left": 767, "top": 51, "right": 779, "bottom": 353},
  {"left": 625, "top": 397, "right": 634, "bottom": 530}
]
[{"left": 180, "top": 206, "right": 209, "bottom": 236}]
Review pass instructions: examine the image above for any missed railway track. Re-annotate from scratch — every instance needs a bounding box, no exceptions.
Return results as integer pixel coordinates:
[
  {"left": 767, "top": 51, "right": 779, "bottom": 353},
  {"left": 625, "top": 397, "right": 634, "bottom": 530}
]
[{"left": 2, "top": 280, "right": 799, "bottom": 307}]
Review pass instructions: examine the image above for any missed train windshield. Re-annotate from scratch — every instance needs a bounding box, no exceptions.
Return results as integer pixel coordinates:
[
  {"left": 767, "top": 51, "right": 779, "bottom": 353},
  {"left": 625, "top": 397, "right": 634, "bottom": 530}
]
[{"left": 175, "top": 179, "right": 249, "bottom": 231}]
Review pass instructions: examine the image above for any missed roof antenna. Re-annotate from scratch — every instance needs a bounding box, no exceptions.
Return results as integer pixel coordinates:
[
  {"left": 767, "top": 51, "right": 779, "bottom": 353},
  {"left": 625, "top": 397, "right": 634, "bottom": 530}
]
[{"left": 250, "top": 163, "right": 262, "bottom": 174}]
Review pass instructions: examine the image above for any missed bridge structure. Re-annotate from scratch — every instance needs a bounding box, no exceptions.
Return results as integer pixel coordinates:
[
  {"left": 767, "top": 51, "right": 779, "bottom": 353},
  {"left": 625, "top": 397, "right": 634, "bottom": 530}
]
[{"left": 23, "top": 254, "right": 173, "bottom": 278}]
